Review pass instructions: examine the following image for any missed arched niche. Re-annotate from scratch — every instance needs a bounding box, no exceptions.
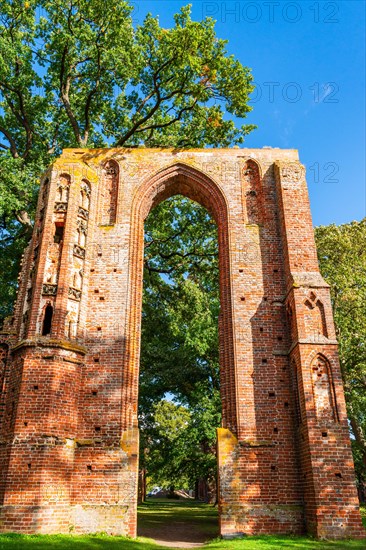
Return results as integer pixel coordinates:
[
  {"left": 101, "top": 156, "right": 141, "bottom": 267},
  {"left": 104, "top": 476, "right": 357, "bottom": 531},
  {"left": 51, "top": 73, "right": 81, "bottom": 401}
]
[
  {"left": 100, "top": 160, "right": 119, "bottom": 225},
  {"left": 242, "top": 159, "right": 262, "bottom": 224},
  {"left": 311, "top": 353, "right": 338, "bottom": 422},
  {"left": 80, "top": 179, "right": 91, "bottom": 212},
  {"left": 56, "top": 173, "right": 71, "bottom": 204},
  {"left": 41, "top": 302, "right": 54, "bottom": 336}
]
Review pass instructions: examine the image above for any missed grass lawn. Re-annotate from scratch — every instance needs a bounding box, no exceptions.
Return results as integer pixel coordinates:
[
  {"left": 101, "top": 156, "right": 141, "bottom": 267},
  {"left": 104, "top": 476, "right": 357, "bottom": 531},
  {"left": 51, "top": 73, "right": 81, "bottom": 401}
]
[
  {"left": 137, "top": 498, "right": 219, "bottom": 542},
  {"left": 0, "top": 502, "right": 364, "bottom": 550}
]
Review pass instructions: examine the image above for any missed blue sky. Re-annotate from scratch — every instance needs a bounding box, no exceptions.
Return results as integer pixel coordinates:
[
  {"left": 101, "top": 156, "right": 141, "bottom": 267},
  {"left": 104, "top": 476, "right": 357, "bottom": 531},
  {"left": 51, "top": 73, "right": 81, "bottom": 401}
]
[{"left": 132, "top": 0, "right": 365, "bottom": 226}]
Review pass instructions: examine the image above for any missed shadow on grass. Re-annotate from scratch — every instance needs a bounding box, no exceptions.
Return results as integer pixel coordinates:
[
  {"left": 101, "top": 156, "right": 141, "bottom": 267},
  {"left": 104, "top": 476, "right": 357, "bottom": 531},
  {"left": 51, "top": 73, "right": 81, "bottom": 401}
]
[
  {"left": 206, "top": 535, "right": 366, "bottom": 549},
  {"left": 0, "top": 533, "right": 166, "bottom": 550},
  {"left": 1, "top": 532, "right": 365, "bottom": 550},
  {"left": 137, "top": 498, "right": 218, "bottom": 544}
]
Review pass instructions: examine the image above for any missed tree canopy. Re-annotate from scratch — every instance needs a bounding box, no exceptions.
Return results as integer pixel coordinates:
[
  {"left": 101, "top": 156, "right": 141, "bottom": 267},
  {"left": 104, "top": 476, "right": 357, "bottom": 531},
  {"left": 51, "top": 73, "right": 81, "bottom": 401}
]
[
  {"left": 140, "top": 398, "right": 220, "bottom": 493},
  {"left": 0, "top": 0, "right": 255, "bottom": 321}
]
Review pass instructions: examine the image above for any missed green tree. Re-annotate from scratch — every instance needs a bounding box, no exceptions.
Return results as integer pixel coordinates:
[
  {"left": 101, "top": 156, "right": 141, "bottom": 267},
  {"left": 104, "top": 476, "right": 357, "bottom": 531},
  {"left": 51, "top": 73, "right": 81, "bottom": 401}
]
[
  {"left": 140, "top": 197, "right": 219, "bottom": 409},
  {"left": 139, "top": 196, "right": 220, "bottom": 496},
  {"left": 0, "top": 0, "right": 255, "bottom": 322},
  {"left": 141, "top": 397, "right": 219, "bottom": 495},
  {"left": 315, "top": 219, "right": 366, "bottom": 497}
]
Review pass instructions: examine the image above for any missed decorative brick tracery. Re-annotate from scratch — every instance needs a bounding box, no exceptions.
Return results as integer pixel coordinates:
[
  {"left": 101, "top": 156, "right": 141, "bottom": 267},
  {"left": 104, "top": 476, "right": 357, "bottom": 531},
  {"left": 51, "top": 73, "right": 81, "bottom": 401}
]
[
  {"left": 304, "top": 292, "right": 328, "bottom": 340},
  {"left": 65, "top": 179, "right": 91, "bottom": 339},
  {"left": 0, "top": 148, "right": 363, "bottom": 540},
  {"left": 100, "top": 160, "right": 119, "bottom": 225}
]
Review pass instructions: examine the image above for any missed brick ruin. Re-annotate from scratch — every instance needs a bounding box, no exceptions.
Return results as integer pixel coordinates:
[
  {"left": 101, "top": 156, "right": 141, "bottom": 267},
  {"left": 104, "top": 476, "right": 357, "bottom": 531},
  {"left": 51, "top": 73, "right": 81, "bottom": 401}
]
[{"left": 0, "top": 148, "right": 364, "bottom": 538}]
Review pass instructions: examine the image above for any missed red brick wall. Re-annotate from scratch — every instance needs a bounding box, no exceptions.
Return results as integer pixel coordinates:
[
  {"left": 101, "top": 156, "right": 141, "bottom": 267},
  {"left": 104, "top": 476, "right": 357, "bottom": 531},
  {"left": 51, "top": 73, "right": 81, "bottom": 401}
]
[{"left": 0, "top": 148, "right": 363, "bottom": 539}]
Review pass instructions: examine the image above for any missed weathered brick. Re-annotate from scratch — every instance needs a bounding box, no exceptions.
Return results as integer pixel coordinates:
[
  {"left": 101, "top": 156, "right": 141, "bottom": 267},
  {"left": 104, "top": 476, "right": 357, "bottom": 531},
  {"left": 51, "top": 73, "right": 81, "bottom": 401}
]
[{"left": 0, "top": 148, "right": 364, "bottom": 539}]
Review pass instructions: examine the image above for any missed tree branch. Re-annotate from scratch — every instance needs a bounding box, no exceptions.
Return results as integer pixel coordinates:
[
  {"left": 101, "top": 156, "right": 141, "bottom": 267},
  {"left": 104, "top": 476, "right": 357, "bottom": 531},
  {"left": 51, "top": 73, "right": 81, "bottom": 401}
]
[
  {"left": 59, "top": 45, "right": 82, "bottom": 146},
  {"left": 0, "top": 125, "right": 18, "bottom": 157},
  {"left": 133, "top": 99, "right": 199, "bottom": 142},
  {"left": 83, "top": 47, "right": 102, "bottom": 145}
]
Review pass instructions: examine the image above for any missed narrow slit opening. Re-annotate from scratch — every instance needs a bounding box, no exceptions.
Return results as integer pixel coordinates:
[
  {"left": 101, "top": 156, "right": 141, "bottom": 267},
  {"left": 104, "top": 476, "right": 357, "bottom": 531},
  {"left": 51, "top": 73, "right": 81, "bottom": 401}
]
[{"left": 42, "top": 304, "right": 53, "bottom": 336}]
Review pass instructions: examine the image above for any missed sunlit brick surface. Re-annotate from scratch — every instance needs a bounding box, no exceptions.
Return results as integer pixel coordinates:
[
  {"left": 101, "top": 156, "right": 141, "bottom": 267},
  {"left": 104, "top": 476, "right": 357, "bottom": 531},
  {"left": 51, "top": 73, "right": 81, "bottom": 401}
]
[{"left": 0, "top": 148, "right": 364, "bottom": 539}]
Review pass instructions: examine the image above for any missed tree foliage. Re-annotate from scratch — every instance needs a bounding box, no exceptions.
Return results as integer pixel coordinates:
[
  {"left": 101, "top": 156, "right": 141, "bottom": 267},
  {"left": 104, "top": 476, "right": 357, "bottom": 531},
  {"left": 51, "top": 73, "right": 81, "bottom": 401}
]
[
  {"left": 315, "top": 219, "right": 366, "bottom": 495},
  {"left": 141, "top": 397, "right": 220, "bottom": 492},
  {"left": 140, "top": 196, "right": 219, "bottom": 408},
  {"left": 139, "top": 196, "right": 220, "bottom": 491},
  {"left": 0, "top": 0, "right": 255, "bottom": 321}
]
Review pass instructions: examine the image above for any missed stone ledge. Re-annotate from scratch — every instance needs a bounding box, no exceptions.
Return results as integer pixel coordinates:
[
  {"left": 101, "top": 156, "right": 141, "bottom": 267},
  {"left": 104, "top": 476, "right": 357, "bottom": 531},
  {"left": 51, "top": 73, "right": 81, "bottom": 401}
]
[
  {"left": 288, "top": 339, "right": 338, "bottom": 354},
  {"left": 239, "top": 439, "right": 275, "bottom": 448},
  {"left": 288, "top": 271, "right": 330, "bottom": 293},
  {"left": 11, "top": 337, "right": 87, "bottom": 355}
]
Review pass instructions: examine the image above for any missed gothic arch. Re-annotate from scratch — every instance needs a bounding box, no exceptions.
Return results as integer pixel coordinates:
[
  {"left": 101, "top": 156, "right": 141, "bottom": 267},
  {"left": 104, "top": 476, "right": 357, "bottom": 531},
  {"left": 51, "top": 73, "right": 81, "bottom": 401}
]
[
  {"left": 135, "top": 162, "right": 230, "bottom": 221},
  {"left": 126, "top": 163, "right": 238, "bottom": 434}
]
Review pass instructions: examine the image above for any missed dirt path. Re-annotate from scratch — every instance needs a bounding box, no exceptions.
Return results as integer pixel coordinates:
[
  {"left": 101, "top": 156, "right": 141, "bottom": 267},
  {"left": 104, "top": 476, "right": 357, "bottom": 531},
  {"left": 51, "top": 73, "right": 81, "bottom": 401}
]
[{"left": 137, "top": 499, "right": 218, "bottom": 549}]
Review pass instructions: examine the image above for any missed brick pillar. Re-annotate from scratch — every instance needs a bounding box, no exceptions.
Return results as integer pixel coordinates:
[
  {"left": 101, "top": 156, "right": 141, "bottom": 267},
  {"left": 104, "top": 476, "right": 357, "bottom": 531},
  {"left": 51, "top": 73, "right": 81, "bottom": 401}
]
[
  {"left": 275, "top": 160, "right": 364, "bottom": 538},
  {"left": 0, "top": 341, "right": 84, "bottom": 532},
  {"left": 0, "top": 163, "right": 87, "bottom": 533}
]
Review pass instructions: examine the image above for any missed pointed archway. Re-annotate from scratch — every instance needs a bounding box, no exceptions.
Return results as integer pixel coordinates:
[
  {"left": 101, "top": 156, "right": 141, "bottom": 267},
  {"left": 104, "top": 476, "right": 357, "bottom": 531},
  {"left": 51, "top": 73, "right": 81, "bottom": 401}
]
[{"left": 123, "top": 163, "right": 238, "bottom": 436}]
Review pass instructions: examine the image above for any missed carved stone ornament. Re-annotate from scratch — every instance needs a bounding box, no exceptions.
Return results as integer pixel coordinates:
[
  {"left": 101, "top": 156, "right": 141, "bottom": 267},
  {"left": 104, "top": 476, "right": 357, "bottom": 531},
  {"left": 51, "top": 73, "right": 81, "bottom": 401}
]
[
  {"left": 81, "top": 181, "right": 91, "bottom": 195},
  {"left": 73, "top": 244, "right": 86, "bottom": 259},
  {"left": 42, "top": 283, "right": 58, "bottom": 296},
  {"left": 68, "top": 287, "right": 82, "bottom": 301},
  {"left": 54, "top": 202, "right": 68, "bottom": 213},
  {"left": 76, "top": 218, "right": 88, "bottom": 234},
  {"left": 78, "top": 206, "right": 89, "bottom": 220}
]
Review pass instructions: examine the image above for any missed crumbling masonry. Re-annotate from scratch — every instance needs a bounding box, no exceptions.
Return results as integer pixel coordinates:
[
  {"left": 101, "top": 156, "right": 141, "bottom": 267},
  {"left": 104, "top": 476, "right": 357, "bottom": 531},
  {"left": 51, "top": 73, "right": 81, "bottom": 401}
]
[{"left": 0, "top": 148, "right": 364, "bottom": 539}]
